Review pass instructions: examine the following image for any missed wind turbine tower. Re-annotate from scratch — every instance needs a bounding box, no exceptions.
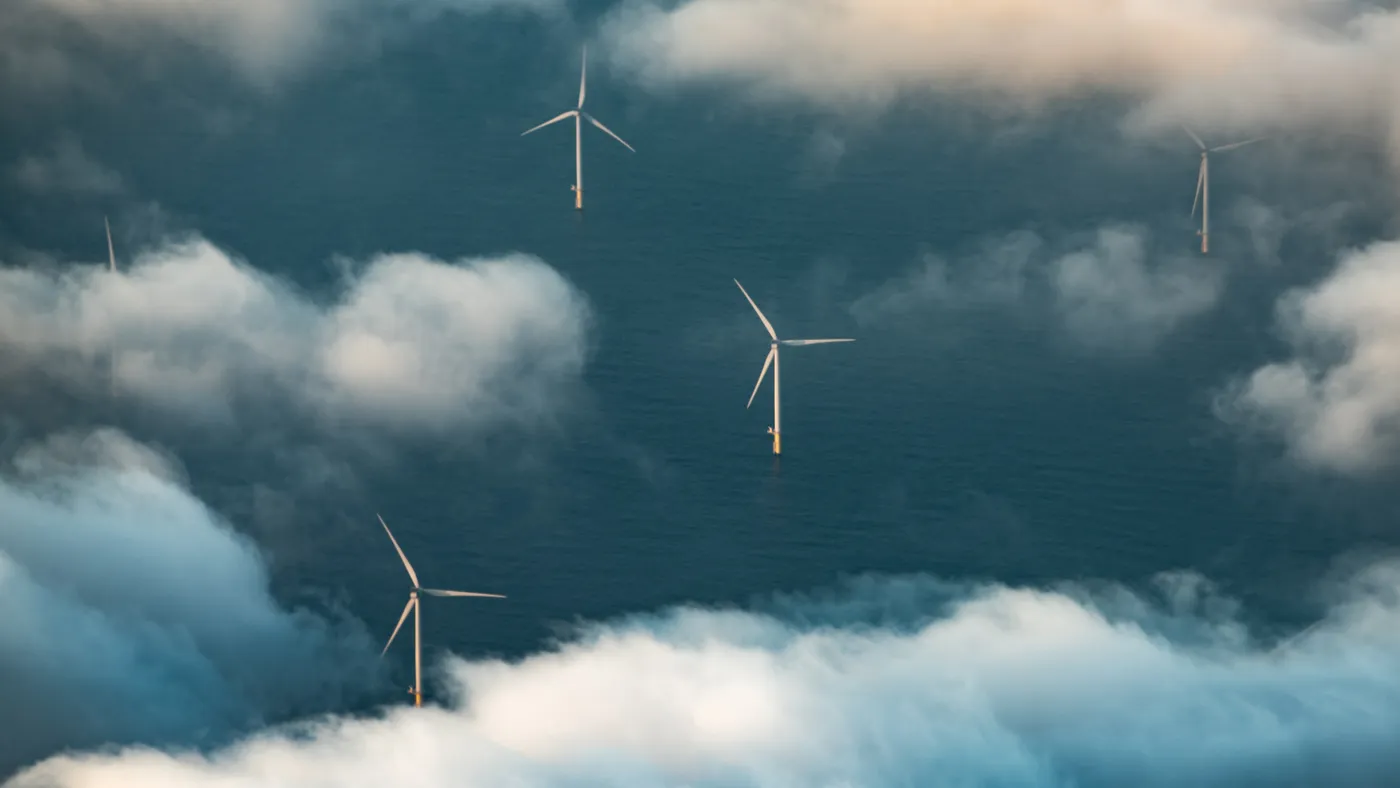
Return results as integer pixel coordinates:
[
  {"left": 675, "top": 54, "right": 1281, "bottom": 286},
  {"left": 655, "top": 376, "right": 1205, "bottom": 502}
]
[
  {"left": 521, "top": 46, "right": 635, "bottom": 210},
  {"left": 735, "top": 280, "right": 853, "bottom": 455},
  {"left": 378, "top": 514, "right": 504, "bottom": 707}
]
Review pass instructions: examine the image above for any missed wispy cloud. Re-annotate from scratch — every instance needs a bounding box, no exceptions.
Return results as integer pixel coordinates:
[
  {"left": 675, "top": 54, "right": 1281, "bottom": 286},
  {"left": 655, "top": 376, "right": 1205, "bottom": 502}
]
[
  {"left": 4, "top": 0, "right": 564, "bottom": 94},
  {"left": 0, "top": 428, "right": 372, "bottom": 774},
  {"left": 0, "top": 237, "right": 592, "bottom": 435},
  {"left": 794, "top": 128, "right": 847, "bottom": 186},
  {"left": 12, "top": 136, "right": 123, "bottom": 196},
  {"left": 1050, "top": 227, "right": 1222, "bottom": 352},
  {"left": 1219, "top": 239, "right": 1400, "bottom": 474},
  {"left": 11, "top": 564, "right": 1400, "bottom": 786},
  {"left": 850, "top": 226, "right": 1224, "bottom": 354}
]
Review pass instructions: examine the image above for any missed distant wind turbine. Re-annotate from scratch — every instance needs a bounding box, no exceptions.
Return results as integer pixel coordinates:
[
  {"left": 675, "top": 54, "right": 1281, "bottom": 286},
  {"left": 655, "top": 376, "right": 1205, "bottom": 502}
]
[
  {"left": 105, "top": 216, "right": 116, "bottom": 273},
  {"left": 521, "top": 45, "right": 635, "bottom": 210},
  {"left": 105, "top": 217, "right": 117, "bottom": 395},
  {"left": 1185, "top": 127, "right": 1263, "bottom": 254},
  {"left": 378, "top": 514, "right": 504, "bottom": 708},
  {"left": 735, "top": 279, "right": 853, "bottom": 456}
]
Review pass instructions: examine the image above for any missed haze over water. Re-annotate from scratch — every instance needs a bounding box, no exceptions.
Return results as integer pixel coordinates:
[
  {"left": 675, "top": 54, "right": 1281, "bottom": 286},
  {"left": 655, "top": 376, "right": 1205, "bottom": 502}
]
[{"left": 5, "top": 1, "right": 1400, "bottom": 785}]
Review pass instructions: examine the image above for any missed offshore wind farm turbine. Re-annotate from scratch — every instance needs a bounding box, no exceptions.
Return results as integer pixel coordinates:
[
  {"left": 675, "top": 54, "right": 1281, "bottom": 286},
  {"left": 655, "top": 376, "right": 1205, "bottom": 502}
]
[
  {"left": 735, "top": 279, "right": 853, "bottom": 456},
  {"left": 105, "top": 217, "right": 117, "bottom": 394},
  {"left": 378, "top": 514, "right": 504, "bottom": 708},
  {"left": 104, "top": 216, "right": 116, "bottom": 272},
  {"left": 521, "top": 46, "right": 635, "bottom": 210},
  {"left": 1185, "top": 127, "right": 1263, "bottom": 254}
]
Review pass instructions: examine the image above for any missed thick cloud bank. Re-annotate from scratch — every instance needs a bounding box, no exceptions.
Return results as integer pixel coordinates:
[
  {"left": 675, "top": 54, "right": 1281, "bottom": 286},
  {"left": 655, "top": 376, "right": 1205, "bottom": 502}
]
[
  {"left": 13, "top": 566, "right": 1400, "bottom": 787},
  {"left": 0, "top": 429, "right": 370, "bottom": 775},
  {"left": 0, "top": 238, "right": 591, "bottom": 434},
  {"left": 850, "top": 225, "right": 1223, "bottom": 353},
  {"left": 1221, "top": 239, "right": 1400, "bottom": 474},
  {"left": 603, "top": 0, "right": 1400, "bottom": 157}
]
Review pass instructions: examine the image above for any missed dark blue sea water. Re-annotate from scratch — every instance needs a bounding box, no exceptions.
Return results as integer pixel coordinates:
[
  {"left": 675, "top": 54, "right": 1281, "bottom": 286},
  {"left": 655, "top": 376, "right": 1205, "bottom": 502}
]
[{"left": 4, "top": 5, "right": 1400, "bottom": 715}]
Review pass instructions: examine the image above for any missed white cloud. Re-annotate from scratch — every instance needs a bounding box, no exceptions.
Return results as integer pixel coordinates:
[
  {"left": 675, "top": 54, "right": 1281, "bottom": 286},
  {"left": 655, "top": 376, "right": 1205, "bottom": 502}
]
[
  {"left": 1219, "top": 239, "right": 1400, "bottom": 474},
  {"left": 11, "top": 564, "right": 1400, "bottom": 787},
  {"left": 0, "top": 428, "right": 370, "bottom": 773},
  {"left": 12, "top": 136, "right": 123, "bottom": 196},
  {"left": 0, "top": 237, "right": 592, "bottom": 434},
  {"left": 850, "top": 226, "right": 1223, "bottom": 353},
  {"left": 602, "top": 0, "right": 1400, "bottom": 160}
]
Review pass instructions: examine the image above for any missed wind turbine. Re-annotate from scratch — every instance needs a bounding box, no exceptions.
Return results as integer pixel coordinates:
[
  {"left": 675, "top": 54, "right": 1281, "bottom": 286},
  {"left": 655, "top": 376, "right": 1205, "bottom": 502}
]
[
  {"left": 378, "top": 514, "right": 504, "bottom": 708},
  {"left": 104, "top": 216, "right": 116, "bottom": 273},
  {"left": 521, "top": 45, "right": 635, "bottom": 210},
  {"left": 105, "top": 217, "right": 117, "bottom": 395},
  {"left": 1185, "top": 127, "right": 1263, "bottom": 254},
  {"left": 735, "top": 279, "right": 853, "bottom": 456}
]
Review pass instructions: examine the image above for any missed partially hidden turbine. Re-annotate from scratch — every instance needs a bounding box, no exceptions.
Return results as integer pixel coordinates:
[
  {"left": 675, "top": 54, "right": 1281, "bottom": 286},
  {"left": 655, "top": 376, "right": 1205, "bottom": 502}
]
[
  {"left": 378, "top": 514, "right": 504, "bottom": 708},
  {"left": 104, "top": 217, "right": 117, "bottom": 395},
  {"left": 735, "top": 279, "right": 853, "bottom": 456},
  {"left": 105, "top": 216, "right": 116, "bottom": 273},
  {"left": 1185, "top": 127, "right": 1263, "bottom": 254},
  {"left": 521, "top": 45, "right": 635, "bottom": 210}
]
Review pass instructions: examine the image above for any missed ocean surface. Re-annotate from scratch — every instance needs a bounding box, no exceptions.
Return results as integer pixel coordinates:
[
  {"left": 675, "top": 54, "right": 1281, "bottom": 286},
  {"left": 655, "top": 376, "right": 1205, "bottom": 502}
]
[{"left": 4, "top": 5, "right": 1400, "bottom": 708}]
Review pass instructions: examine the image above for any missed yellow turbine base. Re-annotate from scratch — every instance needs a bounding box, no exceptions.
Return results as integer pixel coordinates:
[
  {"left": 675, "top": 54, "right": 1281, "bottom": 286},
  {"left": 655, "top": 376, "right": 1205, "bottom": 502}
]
[
  {"left": 772, "top": 432, "right": 781, "bottom": 455},
  {"left": 575, "top": 188, "right": 582, "bottom": 210},
  {"left": 413, "top": 691, "right": 422, "bottom": 708}
]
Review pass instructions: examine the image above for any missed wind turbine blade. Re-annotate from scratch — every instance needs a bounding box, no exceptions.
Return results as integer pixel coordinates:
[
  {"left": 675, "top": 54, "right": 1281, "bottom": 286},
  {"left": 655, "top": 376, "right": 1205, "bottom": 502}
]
[
  {"left": 104, "top": 216, "right": 116, "bottom": 273},
  {"left": 1191, "top": 161, "right": 1204, "bottom": 219},
  {"left": 747, "top": 348, "right": 775, "bottom": 409},
  {"left": 583, "top": 113, "right": 635, "bottom": 153},
  {"left": 780, "top": 339, "right": 855, "bottom": 346},
  {"left": 381, "top": 597, "right": 415, "bottom": 657},
  {"left": 421, "top": 589, "right": 507, "bottom": 598},
  {"left": 578, "top": 45, "right": 587, "bottom": 109},
  {"left": 1210, "top": 137, "right": 1264, "bottom": 153},
  {"left": 1182, "top": 126, "right": 1206, "bottom": 150},
  {"left": 378, "top": 514, "right": 420, "bottom": 588},
  {"left": 522, "top": 111, "right": 577, "bottom": 136},
  {"left": 733, "top": 279, "right": 778, "bottom": 340}
]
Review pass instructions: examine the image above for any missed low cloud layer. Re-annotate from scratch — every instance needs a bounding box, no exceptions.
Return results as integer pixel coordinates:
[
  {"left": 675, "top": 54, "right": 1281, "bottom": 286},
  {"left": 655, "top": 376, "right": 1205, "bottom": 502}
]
[
  {"left": 850, "top": 225, "right": 1223, "bottom": 353},
  {"left": 12, "top": 564, "right": 1400, "bottom": 787},
  {"left": 603, "top": 0, "right": 1400, "bottom": 160},
  {"left": 0, "top": 237, "right": 591, "bottom": 434},
  {"left": 1220, "top": 239, "right": 1400, "bottom": 474},
  {"left": 0, "top": 428, "right": 371, "bottom": 775}
]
